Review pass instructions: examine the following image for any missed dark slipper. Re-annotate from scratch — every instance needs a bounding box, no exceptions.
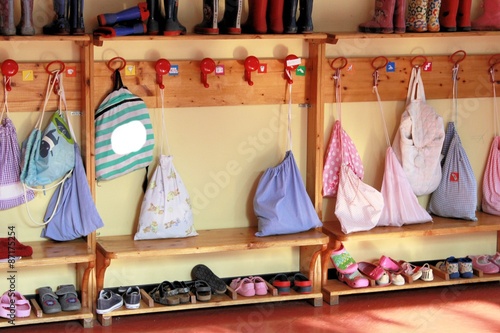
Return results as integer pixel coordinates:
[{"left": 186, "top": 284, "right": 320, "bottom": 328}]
[
  {"left": 37, "top": 286, "right": 61, "bottom": 314},
  {"left": 194, "top": 280, "right": 211, "bottom": 302},
  {"left": 291, "top": 273, "right": 312, "bottom": 294},
  {"left": 269, "top": 273, "right": 291, "bottom": 295},
  {"left": 191, "top": 264, "right": 227, "bottom": 294},
  {"left": 55, "top": 284, "right": 81, "bottom": 311}
]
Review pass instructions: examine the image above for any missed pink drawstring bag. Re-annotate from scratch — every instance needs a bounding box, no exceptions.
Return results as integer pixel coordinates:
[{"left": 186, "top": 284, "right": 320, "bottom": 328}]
[
  {"left": 374, "top": 81, "right": 432, "bottom": 227},
  {"left": 323, "top": 65, "right": 363, "bottom": 197}
]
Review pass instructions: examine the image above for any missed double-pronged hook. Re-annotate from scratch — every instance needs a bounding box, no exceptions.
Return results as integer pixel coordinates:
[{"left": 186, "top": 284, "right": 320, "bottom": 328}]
[{"left": 371, "top": 56, "right": 388, "bottom": 87}]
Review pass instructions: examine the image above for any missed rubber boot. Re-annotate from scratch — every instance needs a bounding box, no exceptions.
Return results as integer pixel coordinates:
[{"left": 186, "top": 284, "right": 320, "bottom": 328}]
[
  {"left": 439, "top": 0, "right": 458, "bottom": 32},
  {"left": 147, "top": 0, "right": 160, "bottom": 34},
  {"left": 195, "top": 0, "right": 219, "bottom": 34},
  {"left": 16, "top": 0, "right": 35, "bottom": 35},
  {"left": 426, "top": 0, "right": 441, "bottom": 32},
  {"left": 0, "top": 0, "right": 16, "bottom": 35},
  {"left": 297, "top": 0, "right": 313, "bottom": 33},
  {"left": 162, "top": 0, "right": 186, "bottom": 35},
  {"left": 69, "top": 0, "right": 85, "bottom": 34},
  {"left": 43, "top": 0, "right": 70, "bottom": 35},
  {"left": 244, "top": 0, "right": 268, "bottom": 34},
  {"left": 97, "top": 2, "right": 149, "bottom": 26},
  {"left": 457, "top": 0, "right": 472, "bottom": 31},
  {"left": 406, "top": 0, "right": 427, "bottom": 32},
  {"left": 472, "top": 0, "right": 500, "bottom": 30},
  {"left": 283, "top": 0, "right": 298, "bottom": 33},
  {"left": 359, "top": 0, "right": 396, "bottom": 34},
  {"left": 393, "top": 0, "right": 406, "bottom": 33},
  {"left": 267, "top": 0, "right": 284, "bottom": 33},
  {"left": 219, "top": 0, "right": 243, "bottom": 34}
]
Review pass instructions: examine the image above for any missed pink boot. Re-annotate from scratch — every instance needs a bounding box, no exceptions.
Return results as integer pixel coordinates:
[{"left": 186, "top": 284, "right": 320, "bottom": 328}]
[
  {"left": 359, "top": 0, "right": 397, "bottom": 33},
  {"left": 472, "top": 0, "right": 500, "bottom": 30}
]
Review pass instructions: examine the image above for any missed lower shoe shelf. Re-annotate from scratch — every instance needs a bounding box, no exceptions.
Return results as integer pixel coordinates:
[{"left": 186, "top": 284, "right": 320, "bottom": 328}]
[
  {"left": 98, "top": 284, "right": 323, "bottom": 326},
  {"left": 322, "top": 268, "right": 500, "bottom": 305}
]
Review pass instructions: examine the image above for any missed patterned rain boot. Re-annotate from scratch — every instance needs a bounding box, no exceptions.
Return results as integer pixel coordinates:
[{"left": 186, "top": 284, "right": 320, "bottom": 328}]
[
  {"left": 297, "top": 0, "right": 313, "bottom": 33},
  {"left": 219, "top": 0, "right": 243, "bottom": 34},
  {"left": 457, "top": 0, "right": 472, "bottom": 31},
  {"left": 283, "top": 0, "right": 298, "bottom": 33},
  {"left": 439, "top": 0, "right": 458, "bottom": 31},
  {"left": 163, "top": 0, "right": 186, "bottom": 35},
  {"left": 17, "top": 0, "right": 35, "bottom": 35},
  {"left": 267, "top": 0, "right": 284, "bottom": 33},
  {"left": 0, "top": 0, "right": 15, "bottom": 35},
  {"left": 426, "top": 0, "right": 441, "bottom": 32},
  {"left": 406, "top": 0, "right": 428, "bottom": 32},
  {"left": 393, "top": 0, "right": 406, "bottom": 33},
  {"left": 243, "top": 0, "right": 268, "bottom": 34},
  {"left": 195, "top": 0, "right": 219, "bottom": 34},
  {"left": 359, "top": 0, "right": 396, "bottom": 33},
  {"left": 472, "top": 0, "right": 500, "bottom": 30}
]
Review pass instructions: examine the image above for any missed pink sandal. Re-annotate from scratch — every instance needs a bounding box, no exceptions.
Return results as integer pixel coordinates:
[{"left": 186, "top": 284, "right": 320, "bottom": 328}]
[{"left": 337, "top": 270, "right": 369, "bottom": 289}]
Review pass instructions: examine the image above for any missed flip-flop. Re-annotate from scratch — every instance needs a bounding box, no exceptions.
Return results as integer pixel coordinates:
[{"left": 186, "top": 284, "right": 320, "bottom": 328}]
[{"left": 269, "top": 273, "right": 291, "bottom": 295}]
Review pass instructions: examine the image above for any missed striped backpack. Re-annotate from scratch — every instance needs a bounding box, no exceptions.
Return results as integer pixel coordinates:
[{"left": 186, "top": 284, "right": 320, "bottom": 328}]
[{"left": 95, "top": 69, "right": 154, "bottom": 181}]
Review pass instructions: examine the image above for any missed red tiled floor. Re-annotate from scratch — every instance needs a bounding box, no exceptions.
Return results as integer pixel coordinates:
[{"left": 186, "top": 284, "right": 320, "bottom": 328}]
[{"left": 5, "top": 282, "right": 500, "bottom": 332}]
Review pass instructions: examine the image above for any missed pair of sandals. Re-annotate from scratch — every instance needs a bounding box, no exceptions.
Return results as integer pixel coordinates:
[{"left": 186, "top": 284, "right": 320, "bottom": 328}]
[
  {"left": 149, "top": 281, "right": 190, "bottom": 306},
  {"left": 269, "top": 273, "right": 312, "bottom": 294}
]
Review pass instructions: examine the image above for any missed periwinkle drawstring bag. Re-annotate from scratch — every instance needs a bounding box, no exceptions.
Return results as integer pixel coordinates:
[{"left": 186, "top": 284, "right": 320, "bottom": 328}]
[{"left": 253, "top": 70, "right": 322, "bottom": 236}]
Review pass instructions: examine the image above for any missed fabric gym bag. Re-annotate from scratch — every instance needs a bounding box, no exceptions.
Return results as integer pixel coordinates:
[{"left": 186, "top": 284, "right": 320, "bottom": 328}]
[
  {"left": 20, "top": 70, "right": 75, "bottom": 188},
  {"left": 0, "top": 77, "right": 34, "bottom": 210},
  {"left": 323, "top": 64, "right": 364, "bottom": 197},
  {"left": 392, "top": 66, "right": 445, "bottom": 196},
  {"left": 254, "top": 67, "right": 322, "bottom": 237},
  {"left": 374, "top": 82, "right": 432, "bottom": 227},
  {"left": 95, "top": 68, "right": 154, "bottom": 181},
  {"left": 134, "top": 82, "right": 197, "bottom": 240}
]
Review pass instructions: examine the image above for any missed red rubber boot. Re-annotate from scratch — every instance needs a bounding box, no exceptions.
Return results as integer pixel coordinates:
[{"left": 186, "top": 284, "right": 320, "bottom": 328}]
[
  {"left": 243, "top": 0, "right": 268, "bottom": 34},
  {"left": 359, "top": 0, "right": 396, "bottom": 34},
  {"left": 393, "top": 0, "right": 406, "bottom": 33},
  {"left": 267, "top": 0, "right": 284, "bottom": 33},
  {"left": 457, "top": 0, "right": 472, "bottom": 31},
  {"left": 472, "top": 0, "right": 500, "bottom": 30},
  {"left": 439, "top": 0, "right": 459, "bottom": 32}
]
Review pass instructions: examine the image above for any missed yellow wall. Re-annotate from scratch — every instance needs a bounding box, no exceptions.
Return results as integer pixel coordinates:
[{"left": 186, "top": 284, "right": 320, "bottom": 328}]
[{"left": 1, "top": 1, "right": 499, "bottom": 293}]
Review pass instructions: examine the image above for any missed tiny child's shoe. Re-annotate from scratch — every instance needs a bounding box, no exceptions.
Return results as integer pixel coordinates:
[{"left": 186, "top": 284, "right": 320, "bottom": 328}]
[
  {"left": 338, "top": 270, "right": 369, "bottom": 289},
  {"left": 269, "top": 274, "right": 291, "bottom": 295},
  {"left": 445, "top": 257, "right": 460, "bottom": 279},
  {"left": 250, "top": 276, "right": 268, "bottom": 296},
  {"left": 230, "top": 277, "right": 255, "bottom": 297},
  {"left": 399, "top": 261, "right": 423, "bottom": 281},
  {"left": 357, "top": 261, "right": 390, "bottom": 286},
  {"left": 458, "top": 257, "right": 474, "bottom": 278},
  {"left": 488, "top": 252, "right": 500, "bottom": 269},
  {"left": 378, "top": 256, "right": 404, "bottom": 285},
  {"left": 330, "top": 243, "right": 358, "bottom": 274},
  {"left": 420, "top": 263, "right": 434, "bottom": 281},
  {"left": 291, "top": 273, "right": 312, "bottom": 294},
  {"left": 470, "top": 255, "right": 499, "bottom": 274}
]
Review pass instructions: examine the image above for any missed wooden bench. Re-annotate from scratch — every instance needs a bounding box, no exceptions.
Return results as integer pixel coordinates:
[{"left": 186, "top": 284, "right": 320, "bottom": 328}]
[
  {"left": 0, "top": 239, "right": 94, "bottom": 328},
  {"left": 95, "top": 227, "right": 328, "bottom": 326},
  {"left": 320, "top": 212, "right": 500, "bottom": 305}
]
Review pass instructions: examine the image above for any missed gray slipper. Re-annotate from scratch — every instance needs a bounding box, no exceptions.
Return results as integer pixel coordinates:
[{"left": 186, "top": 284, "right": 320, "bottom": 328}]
[
  {"left": 37, "top": 286, "right": 61, "bottom": 314},
  {"left": 55, "top": 284, "right": 81, "bottom": 311}
]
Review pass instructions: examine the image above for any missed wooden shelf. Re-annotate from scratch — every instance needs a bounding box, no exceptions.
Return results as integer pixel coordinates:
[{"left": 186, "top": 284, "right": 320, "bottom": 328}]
[
  {"left": 0, "top": 239, "right": 92, "bottom": 269},
  {"left": 322, "top": 212, "right": 500, "bottom": 242},
  {"left": 0, "top": 34, "right": 90, "bottom": 44},
  {"left": 0, "top": 306, "right": 93, "bottom": 328},
  {"left": 326, "top": 31, "right": 500, "bottom": 44},
  {"left": 92, "top": 32, "right": 327, "bottom": 46}
]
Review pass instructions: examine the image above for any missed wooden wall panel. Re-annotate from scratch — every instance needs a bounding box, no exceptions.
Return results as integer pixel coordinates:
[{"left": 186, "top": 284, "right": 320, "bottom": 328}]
[
  {"left": 93, "top": 59, "right": 311, "bottom": 109},
  {"left": 322, "top": 55, "right": 497, "bottom": 103}
]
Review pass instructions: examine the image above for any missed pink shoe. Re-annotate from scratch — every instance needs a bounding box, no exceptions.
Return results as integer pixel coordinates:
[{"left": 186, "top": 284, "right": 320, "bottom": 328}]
[
  {"left": 250, "top": 276, "right": 268, "bottom": 296},
  {"left": 488, "top": 253, "right": 500, "bottom": 269},
  {"left": 0, "top": 292, "right": 12, "bottom": 319},
  {"left": 337, "top": 270, "right": 369, "bottom": 289},
  {"left": 471, "top": 254, "right": 500, "bottom": 273},
  {"left": 330, "top": 243, "right": 358, "bottom": 274},
  {"left": 230, "top": 278, "right": 255, "bottom": 297},
  {"left": 358, "top": 262, "right": 390, "bottom": 286},
  {"left": 12, "top": 291, "right": 31, "bottom": 318},
  {"left": 378, "top": 256, "right": 402, "bottom": 273}
]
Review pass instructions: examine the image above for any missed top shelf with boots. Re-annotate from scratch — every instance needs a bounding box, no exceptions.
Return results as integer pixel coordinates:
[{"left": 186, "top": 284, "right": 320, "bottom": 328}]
[{"left": 326, "top": 31, "right": 500, "bottom": 44}]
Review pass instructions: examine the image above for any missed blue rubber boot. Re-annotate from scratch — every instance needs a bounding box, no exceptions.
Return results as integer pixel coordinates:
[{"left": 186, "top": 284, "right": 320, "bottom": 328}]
[{"left": 97, "top": 2, "right": 149, "bottom": 26}]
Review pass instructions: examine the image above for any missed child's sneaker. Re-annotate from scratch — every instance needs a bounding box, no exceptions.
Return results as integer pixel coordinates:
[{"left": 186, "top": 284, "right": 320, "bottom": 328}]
[{"left": 458, "top": 257, "right": 474, "bottom": 278}]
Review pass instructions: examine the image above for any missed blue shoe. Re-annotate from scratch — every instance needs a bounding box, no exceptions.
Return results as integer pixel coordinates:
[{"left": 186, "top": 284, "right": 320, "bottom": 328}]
[
  {"left": 459, "top": 257, "right": 474, "bottom": 278},
  {"left": 446, "top": 257, "right": 460, "bottom": 279}
]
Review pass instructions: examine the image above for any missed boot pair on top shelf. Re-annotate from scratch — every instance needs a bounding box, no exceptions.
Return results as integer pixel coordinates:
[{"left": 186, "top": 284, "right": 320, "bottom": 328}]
[
  {"left": 44, "top": 0, "right": 85, "bottom": 35},
  {"left": 359, "top": 0, "right": 500, "bottom": 34},
  {"left": 0, "top": 0, "right": 34, "bottom": 35}
]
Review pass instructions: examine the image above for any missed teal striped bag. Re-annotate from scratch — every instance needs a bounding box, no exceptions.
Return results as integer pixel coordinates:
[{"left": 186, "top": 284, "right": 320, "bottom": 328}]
[{"left": 95, "top": 69, "right": 154, "bottom": 181}]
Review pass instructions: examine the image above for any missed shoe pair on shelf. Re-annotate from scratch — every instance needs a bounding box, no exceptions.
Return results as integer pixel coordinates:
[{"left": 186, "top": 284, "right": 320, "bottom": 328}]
[
  {"left": 436, "top": 256, "right": 474, "bottom": 279},
  {"left": 468, "top": 252, "right": 500, "bottom": 274},
  {"left": 0, "top": 291, "right": 31, "bottom": 319},
  {"left": 330, "top": 244, "right": 369, "bottom": 288},
  {"left": 230, "top": 276, "right": 269, "bottom": 297},
  {"left": 149, "top": 281, "right": 190, "bottom": 306},
  {"left": 37, "top": 285, "right": 81, "bottom": 314},
  {"left": 97, "top": 289, "right": 123, "bottom": 314},
  {"left": 269, "top": 273, "right": 312, "bottom": 295}
]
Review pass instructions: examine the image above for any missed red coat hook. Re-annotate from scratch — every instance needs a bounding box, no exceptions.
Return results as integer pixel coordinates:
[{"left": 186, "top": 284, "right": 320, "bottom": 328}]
[
  {"left": 244, "top": 56, "right": 260, "bottom": 86},
  {"left": 155, "top": 58, "right": 171, "bottom": 89},
  {"left": 284, "top": 54, "right": 300, "bottom": 84},
  {"left": 1, "top": 59, "right": 19, "bottom": 91},
  {"left": 200, "top": 58, "right": 216, "bottom": 88}
]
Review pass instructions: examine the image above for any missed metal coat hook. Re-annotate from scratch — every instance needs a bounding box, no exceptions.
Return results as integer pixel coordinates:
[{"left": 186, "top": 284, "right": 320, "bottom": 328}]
[
  {"left": 284, "top": 54, "right": 300, "bottom": 84},
  {"left": 244, "top": 56, "right": 260, "bottom": 86},
  {"left": 371, "top": 56, "right": 388, "bottom": 87},
  {"left": 200, "top": 58, "right": 216, "bottom": 88},
  {"left": 488, "top": 54, "right": 500, "bottom": 84},
  {"left": 1, "top": 59, "right": 19, "bottom": 91},
  {"left": 449, "top": 50, "right": 466, "bottom": 81},
  {"left": 155, "top": 58, "right": 171, "bottom": 90},
  {"left": 410, "top": 55, "right": 428, "bottom": 68}
]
